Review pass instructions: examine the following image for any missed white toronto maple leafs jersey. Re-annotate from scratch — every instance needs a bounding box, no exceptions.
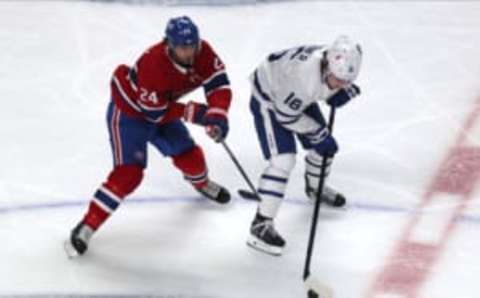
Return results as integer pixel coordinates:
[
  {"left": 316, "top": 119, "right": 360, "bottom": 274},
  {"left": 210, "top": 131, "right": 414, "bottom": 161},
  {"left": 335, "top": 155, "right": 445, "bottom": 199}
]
[{"left": 250, "top": 45, "right": 338, "bottom": 135}]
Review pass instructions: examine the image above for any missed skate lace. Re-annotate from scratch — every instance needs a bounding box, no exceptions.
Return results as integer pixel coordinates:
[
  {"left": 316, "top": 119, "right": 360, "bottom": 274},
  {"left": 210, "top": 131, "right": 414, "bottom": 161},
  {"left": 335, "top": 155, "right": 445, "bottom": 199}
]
[
  {"left": 78, "top": 225, "right": 94, "bottom": 243},
  {"left": 310, "top": 185, "right": 336, "bottom": 200},
  {"left": 202, "top": 180, "right": 221, "bottom": 197},
  {"left": 323, "top": 185, "right": 336, "bottom": 198},
  {"left": 254, "top": 220, "right": 279, "bottom": 238}
]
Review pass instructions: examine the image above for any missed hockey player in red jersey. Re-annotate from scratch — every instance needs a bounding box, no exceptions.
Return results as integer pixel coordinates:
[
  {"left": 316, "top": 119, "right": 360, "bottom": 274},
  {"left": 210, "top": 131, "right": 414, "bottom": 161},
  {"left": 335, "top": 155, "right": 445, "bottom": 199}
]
[{"left": 65, "top": 16, "right": 232, "bottom": 257}]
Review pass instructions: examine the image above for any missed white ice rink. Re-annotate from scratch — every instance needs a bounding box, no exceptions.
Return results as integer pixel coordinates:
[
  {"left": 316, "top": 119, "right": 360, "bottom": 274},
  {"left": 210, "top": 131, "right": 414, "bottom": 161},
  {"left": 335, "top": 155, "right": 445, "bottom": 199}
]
[{"left": 1, "top": 1, "right": 480, "bottom": 297}]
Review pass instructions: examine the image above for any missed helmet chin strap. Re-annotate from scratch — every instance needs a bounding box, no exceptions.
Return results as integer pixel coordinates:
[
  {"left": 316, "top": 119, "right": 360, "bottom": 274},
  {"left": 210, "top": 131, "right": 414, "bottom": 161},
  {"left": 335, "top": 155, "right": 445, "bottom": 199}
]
[{"left": 320, "top": 53, "right": 329, "bottom": 85}]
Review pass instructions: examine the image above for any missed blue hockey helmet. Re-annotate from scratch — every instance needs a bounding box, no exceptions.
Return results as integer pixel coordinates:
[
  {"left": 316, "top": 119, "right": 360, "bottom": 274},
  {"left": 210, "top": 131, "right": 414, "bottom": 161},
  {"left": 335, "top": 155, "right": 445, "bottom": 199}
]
[{"left": 165, "top": 16, "right": 200, "bottom": 48}]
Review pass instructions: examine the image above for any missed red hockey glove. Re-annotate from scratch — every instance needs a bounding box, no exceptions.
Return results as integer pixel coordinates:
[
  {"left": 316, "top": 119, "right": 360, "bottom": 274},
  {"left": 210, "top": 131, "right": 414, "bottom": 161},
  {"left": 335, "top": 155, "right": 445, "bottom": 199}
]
[
  {"left": 204, "top": 108, "right": 229, "bottom": 142},
  {"left": 184, "top": 101, "right": 207, "bottom": 125}
]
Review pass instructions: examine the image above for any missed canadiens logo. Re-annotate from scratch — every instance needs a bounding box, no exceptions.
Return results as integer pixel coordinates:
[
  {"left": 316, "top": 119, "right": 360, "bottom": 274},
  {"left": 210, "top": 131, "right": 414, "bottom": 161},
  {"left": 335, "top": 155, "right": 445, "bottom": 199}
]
[{"left": 214, "top": 57, "right": 224, "bottom": 70}]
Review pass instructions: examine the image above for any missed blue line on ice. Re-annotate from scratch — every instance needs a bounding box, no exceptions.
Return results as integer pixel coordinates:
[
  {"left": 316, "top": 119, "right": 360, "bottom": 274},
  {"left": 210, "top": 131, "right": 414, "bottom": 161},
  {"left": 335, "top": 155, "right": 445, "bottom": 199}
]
[{"left": 0, "top": 196, "right": 478, "bottom": 225}]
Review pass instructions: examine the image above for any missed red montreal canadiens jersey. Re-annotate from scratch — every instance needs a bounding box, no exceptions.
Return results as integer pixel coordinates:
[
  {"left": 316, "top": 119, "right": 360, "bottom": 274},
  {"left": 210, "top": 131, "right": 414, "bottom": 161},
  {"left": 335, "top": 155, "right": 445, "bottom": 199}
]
[{"left": 110, "top": 40, "right": 232, "bottom": 124}]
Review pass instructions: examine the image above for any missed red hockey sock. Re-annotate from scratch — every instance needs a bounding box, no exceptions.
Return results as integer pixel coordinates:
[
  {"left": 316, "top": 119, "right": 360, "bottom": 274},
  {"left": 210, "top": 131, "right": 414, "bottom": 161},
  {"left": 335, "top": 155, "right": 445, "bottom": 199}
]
[
  {"left": 172, "top": 145, "right": 208, "bottom": 189},
  {"left": 83, "top": 165, "right": 143, "bottom": 230}
]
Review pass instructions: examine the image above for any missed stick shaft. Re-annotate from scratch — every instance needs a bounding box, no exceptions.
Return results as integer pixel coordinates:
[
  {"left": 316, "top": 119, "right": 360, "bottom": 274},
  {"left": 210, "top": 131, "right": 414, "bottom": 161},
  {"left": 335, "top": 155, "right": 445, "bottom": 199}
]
[
  {"left": 303, "top": 106, "right": 336, "bottom": 279},
  {"left": 221, "top": 141, "right": 261, "bottom": 200}
]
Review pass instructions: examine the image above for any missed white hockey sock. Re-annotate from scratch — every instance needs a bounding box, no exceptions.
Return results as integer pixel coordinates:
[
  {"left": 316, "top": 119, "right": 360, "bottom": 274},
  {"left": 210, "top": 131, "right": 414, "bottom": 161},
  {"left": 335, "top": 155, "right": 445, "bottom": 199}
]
[
  {"left": 258, "top": 166, "right": 289, "bottom": 219},
  {"left": 305, "top": 151, "right": 332, "bottom": 191}
]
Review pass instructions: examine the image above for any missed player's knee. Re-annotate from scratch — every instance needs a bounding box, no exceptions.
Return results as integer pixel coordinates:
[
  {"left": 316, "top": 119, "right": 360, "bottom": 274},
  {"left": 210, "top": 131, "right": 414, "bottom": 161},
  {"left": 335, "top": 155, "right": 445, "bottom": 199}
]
[
  {"left": 105, "top": 164, "right": 144, "bottom": 197},
  {"left": 267, "top": 154, "right": 296, "bottom": 177}
]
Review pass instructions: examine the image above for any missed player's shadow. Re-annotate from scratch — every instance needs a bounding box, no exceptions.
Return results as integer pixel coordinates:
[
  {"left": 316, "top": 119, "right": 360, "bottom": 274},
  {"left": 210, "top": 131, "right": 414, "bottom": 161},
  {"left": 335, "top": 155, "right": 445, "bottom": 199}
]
[
  {"left": 79, "top": 250, "right": 215, "bottom": 297},
  {"left": 95, "top": 194, "right": 235, "bottom": 254},
  {"left": 67, "top": 195, "right": 236, "bottom": 296}
]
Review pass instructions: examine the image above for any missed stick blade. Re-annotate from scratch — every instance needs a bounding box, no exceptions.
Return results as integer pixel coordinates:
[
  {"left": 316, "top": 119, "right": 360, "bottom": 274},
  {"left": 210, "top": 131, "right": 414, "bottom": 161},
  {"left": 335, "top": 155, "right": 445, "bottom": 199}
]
[
  {"left": 304, "top": 275, "right": 333, "bottom": 298},
  {"left": 237, "top": 189, "right": 261, "bottom": 201}
]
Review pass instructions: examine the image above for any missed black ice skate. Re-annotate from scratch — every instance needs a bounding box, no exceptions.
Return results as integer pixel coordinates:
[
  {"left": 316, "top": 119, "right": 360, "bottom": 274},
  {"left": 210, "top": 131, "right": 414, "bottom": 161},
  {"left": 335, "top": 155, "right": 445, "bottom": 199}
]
[
  {"left": 305, "top": 174, "right": 346, "bottom": 207},
  {"left": 247, "top": 213, "right": 285, "bottom": 256},
  {"left": 64, "top": 221, "right": 94, "bottom": 258},
  {"left": 197, "top": 180, "right": 231, "bottom": 204}
]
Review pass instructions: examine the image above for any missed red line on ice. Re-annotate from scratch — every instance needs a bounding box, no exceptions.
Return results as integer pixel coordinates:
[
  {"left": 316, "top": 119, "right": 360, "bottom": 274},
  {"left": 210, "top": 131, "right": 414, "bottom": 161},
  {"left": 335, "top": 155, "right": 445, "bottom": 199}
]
[{"left": 367, "top": 98, "right": 480, "bottom": 298}]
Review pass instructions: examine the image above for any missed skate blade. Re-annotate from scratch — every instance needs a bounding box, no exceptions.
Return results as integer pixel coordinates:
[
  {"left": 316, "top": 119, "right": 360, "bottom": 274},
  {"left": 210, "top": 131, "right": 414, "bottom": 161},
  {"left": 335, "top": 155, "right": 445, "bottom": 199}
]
[
  {"left": 63, "top": 240, "right": 80, "bottom": 259},
  {"left": 198, "top": 190, "right": 231, "bottom": 205},
  {"left": 246, "top": 235, "right": 283, "bottom": 256}
]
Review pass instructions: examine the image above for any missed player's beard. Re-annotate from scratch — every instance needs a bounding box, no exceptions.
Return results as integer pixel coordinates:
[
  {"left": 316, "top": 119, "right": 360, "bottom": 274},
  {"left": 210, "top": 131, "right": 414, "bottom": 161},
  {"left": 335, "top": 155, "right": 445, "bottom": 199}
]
[
  {"left": 169, "top": 48, "right": 195, "bottom": 68},
  {"left": 181, "top": 56, "right": 194, "bottom": 67}
]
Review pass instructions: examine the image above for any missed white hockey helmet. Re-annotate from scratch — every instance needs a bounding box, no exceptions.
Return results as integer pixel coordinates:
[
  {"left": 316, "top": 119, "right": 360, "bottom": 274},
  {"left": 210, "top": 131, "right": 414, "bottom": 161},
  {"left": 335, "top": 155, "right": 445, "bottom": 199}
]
[{"left": 326, "top": 35, "right": 362, "bottom": 82}]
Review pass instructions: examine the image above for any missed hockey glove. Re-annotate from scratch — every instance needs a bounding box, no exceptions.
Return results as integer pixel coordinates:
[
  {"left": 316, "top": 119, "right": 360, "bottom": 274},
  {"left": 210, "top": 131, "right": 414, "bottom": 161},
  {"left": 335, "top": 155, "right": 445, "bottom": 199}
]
[
  {"left": 184, "top": 101, "right": 207, "bottom": 126},
  {"left": 327, "top": 84, "right": 361, "bottom": 108},
  {"left": 204, "top": 108, "right": 229, "bottom": 143},
  {"left": 313, "top": 134, "right": 338, "bottom": 158}
]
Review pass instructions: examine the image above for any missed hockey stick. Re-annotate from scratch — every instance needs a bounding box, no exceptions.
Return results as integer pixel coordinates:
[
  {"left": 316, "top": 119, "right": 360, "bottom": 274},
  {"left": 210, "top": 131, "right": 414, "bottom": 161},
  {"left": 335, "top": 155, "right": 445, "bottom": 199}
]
[
  {"left": 303, "top": 106, "right": 336, "bottom": 298},
  {"left": 238, "top": 187, "right": 345, "bottom": 207},
  {"left": 221, "top": 141, "right": 262, "bottom": 201},
  {"left": 237, "top": 189, "right": 261, "bottom": 201}
]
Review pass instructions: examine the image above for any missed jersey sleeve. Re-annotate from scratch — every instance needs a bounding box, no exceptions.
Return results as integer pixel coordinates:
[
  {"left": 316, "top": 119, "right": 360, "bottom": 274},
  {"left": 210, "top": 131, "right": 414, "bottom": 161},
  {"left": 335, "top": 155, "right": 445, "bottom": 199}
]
[
  {"left": 275, "top": 102, "right": 328, "bottom": 145},
  {"left": 273, "top": 96, "right": 323, "bottom": 136},
  {"left": 265, "top": 80, "right": 327, "bottom": 142},
  {"left": 200, "top": 41, "right": 232, "bottom": 115}
]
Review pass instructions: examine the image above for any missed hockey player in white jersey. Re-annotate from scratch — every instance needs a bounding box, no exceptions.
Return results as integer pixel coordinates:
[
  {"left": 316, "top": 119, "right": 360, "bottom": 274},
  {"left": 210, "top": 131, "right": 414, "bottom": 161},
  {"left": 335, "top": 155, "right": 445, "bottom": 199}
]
[{"left": 247, "top": 36, "right": 362, "bottom": 256}]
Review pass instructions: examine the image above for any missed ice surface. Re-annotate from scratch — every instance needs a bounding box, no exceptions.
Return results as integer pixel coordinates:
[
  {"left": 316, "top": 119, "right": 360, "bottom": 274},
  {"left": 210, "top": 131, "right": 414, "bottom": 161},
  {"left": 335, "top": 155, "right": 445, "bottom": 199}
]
[{"left": 0, "top": 1, "right": 479, "bottom": 297}]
